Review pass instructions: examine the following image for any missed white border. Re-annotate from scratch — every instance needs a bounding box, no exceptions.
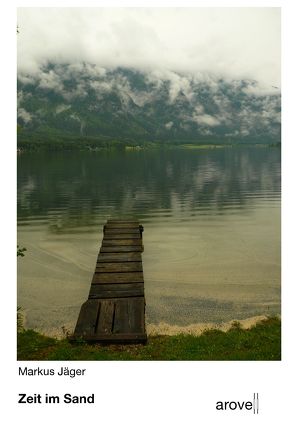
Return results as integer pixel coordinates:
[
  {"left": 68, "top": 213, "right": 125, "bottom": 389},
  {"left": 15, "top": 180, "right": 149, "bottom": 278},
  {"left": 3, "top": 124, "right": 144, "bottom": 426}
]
[{"left": 1, "top": 2, "right": 293, "bottom": 440}]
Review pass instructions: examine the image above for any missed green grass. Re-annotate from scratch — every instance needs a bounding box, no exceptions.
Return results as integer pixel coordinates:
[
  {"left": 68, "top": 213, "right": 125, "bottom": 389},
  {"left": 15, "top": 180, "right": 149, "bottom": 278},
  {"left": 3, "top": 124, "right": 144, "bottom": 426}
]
[{"left": 17, "top": 317, "right": 281, "bottom": 361}]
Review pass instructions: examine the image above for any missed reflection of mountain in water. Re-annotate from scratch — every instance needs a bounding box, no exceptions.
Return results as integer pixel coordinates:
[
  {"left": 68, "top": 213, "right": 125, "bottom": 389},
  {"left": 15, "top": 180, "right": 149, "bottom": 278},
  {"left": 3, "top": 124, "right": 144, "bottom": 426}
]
[{"left": 17, "top": 147, "right": 281, "bottom": 232}]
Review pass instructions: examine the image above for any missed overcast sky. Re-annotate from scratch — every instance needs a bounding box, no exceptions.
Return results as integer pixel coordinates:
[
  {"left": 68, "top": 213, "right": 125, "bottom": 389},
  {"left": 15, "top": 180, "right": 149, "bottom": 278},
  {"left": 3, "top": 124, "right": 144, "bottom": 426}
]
[{"left": 17, "top": 7, "right": 281, "bottom": 87}]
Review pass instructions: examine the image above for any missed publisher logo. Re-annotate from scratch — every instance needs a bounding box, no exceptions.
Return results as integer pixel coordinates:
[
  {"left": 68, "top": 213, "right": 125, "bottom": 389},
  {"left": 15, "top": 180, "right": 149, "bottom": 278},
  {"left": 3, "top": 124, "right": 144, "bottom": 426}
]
[{"left": 216, "top": 393, "right": 259, "bottom": 413}]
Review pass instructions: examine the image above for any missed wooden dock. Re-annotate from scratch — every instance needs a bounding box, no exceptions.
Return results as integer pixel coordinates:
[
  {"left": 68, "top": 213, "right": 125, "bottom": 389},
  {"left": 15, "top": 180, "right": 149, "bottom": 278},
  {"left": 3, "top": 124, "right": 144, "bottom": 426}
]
[{"left": 71, "top": 220, "right": 147, "bottom": 344}]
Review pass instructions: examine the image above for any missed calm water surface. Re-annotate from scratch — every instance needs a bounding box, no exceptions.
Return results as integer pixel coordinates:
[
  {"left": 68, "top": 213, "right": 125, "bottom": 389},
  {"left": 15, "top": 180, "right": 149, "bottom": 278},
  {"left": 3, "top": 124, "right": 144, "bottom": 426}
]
[{"left": 17, "top": 146, "right": 281, "bottom": 335}]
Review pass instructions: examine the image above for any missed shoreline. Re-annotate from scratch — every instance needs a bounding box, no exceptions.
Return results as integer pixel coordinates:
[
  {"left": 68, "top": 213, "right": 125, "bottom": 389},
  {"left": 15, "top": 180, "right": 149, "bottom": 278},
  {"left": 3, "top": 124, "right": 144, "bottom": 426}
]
[
  {"left": 17, "top": 316, "right": 281, "bottom": 361},
  {"left": 27, "top": 314, "right": 280, "bottom": 340},
  {"left": 147, "top": 315, "right": 276, "bottom": 336}
]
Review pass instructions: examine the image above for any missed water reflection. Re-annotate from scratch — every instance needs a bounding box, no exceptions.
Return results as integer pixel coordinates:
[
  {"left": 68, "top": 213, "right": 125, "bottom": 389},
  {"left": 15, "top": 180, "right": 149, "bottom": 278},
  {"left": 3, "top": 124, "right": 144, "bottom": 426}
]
[
  {"left": 17, "top": 146, "right": 281, "bottom": 333},
  {"left": 18, "top": 147, "right": 280, "bottom": 228}
]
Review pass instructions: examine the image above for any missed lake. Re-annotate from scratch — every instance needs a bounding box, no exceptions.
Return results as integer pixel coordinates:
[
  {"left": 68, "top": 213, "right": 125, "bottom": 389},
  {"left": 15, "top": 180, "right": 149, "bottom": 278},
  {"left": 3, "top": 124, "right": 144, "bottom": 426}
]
[{"left": 17, "top": 146, "right": 281, "bottom": 335}]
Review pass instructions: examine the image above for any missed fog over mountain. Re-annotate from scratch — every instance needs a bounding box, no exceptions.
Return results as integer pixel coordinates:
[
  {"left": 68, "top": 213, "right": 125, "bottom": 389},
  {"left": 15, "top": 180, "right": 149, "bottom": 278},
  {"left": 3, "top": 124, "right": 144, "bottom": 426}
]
[
  {"left": 17, "top": 8, "right": 281, "bottom": 143},
  {"left": 17, "top": 63, "right": 280, "bottom": 142}
]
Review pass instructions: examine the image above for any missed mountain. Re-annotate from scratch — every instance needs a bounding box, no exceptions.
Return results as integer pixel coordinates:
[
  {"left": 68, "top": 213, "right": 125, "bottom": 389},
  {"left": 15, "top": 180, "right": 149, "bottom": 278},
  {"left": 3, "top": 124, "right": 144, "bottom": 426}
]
[{"left": 17, "top": 63, "right": 281, "bottom": 146}]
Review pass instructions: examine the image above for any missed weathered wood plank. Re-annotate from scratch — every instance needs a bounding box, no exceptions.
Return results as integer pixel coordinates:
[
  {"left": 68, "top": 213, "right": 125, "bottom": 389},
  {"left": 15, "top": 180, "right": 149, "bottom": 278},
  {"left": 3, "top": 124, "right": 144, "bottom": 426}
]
[
  {"left": 104, "top": 228, "right": 140, "bottom": 234},
  {"left": 90, "top": 282, "right": 144, "bottom": 292},
  {"left": 96, "top": 300, "right": 115, "bottom": 334},
  {"left": 89, "top": 289, "right": 144, "bottom": 299},
  {"left": 113, "top": 299, "right": 130, "bottom": 333},
  {"left": 92, "top": 272, "right": 144, "bottom": 284},
  {"left": 103, "top": 233, "right": 141, "bottom": 239},
  {"left": 100, "top": 245, "right": 143, "bottom": 253},
  {"left": 111, "top": 298, "right": 145, "bottom": 334},
  {"left": 97, "top": 252, "right": 142, "bottom": 262},
  {"left": 128, "top": 297, "right": 145, "bottom": 333},
  {"left": 74, "top": 300, "right": 100, "bottom": 336},
  {"left": 102, "top": 239, "right": 142, "bottom": 246},
  {"left": 89, "top": 284, "right": 144, "bottom": 298},
  {"left": 95, "top": 262, "right": 143, "bottom": 273}
]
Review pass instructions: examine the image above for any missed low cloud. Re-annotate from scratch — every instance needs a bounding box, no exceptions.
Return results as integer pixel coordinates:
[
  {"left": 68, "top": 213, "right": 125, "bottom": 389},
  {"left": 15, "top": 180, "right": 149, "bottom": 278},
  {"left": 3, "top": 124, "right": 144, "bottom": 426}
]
[
  {"left": 18, "top": 107, "right": 32, "bottom": 124},
  {"left": 17, "top": 8, "right": 280, "bottom": 88},
  {"left": 55, "top": 104, "right": 71, "bottom": 114},
  {"left": 242, "top": 83, "right": 280, "bottom": 96},
  {"left": 38, "top": 70, "right": 64, "bottom": 92},
  {"left": 165, "top": 121, "right": 174, "bottom": 130},
  {"left": 192, "top": 114, "right": 221, "bottom": 127}
]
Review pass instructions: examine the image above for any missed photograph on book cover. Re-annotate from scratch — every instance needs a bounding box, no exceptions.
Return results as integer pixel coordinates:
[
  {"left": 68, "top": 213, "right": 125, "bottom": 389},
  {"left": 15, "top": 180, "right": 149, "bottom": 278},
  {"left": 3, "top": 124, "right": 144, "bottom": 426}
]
[{"left": 17, "top": 6, "right": 281, "bottom": 361}]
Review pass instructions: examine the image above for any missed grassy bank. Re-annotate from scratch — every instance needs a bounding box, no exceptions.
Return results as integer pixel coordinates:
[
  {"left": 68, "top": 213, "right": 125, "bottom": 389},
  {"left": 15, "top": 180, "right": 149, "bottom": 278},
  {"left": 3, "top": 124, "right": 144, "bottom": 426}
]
[{"left": 17, "top": 317, "right": 281, "bottom": 361}]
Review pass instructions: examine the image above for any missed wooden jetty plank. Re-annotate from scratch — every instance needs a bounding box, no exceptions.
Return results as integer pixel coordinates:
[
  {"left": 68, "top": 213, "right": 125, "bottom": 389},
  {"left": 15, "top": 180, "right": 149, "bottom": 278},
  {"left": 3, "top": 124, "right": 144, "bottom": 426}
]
[
  {"left": 96, "top": 300, "right": 115, "bottom": 334},
  {"left": 89, "top": 289, "right": 144, "bottom": 299},
  {"left": 113, "top": 298, "right": 145, "bottom": 334},
  {"left": 90, "top": 282, "right": 144, "bottom": 292},
  {"left": 92, "top": 272, "right": 144, "bottom": 284},
  {"left": 102, "top": 239, "right": 142, "bottom": 246},
  {"left": 103, "top": 233, "right": 141, "bottom": 239},
  {"left": 112, "top": 298, "right": 129, "bottom": 333},
  {"left": 128, "top": 297, "right": 145, "bottom": 333},
  {"left": 104, "top": 228, "right": 140, "bottom": 233},
  {"left": 96, "top": 262, "right": 143, "bottom": 273},
  {"left": 74, "top": 299, "right": 100, "bottom": 336},
  {"left": 100, "top": 245, "right": 143, "bottom": 253},
  {"left": 97, "top": 252, "right": 142, "bottom": 262}
]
